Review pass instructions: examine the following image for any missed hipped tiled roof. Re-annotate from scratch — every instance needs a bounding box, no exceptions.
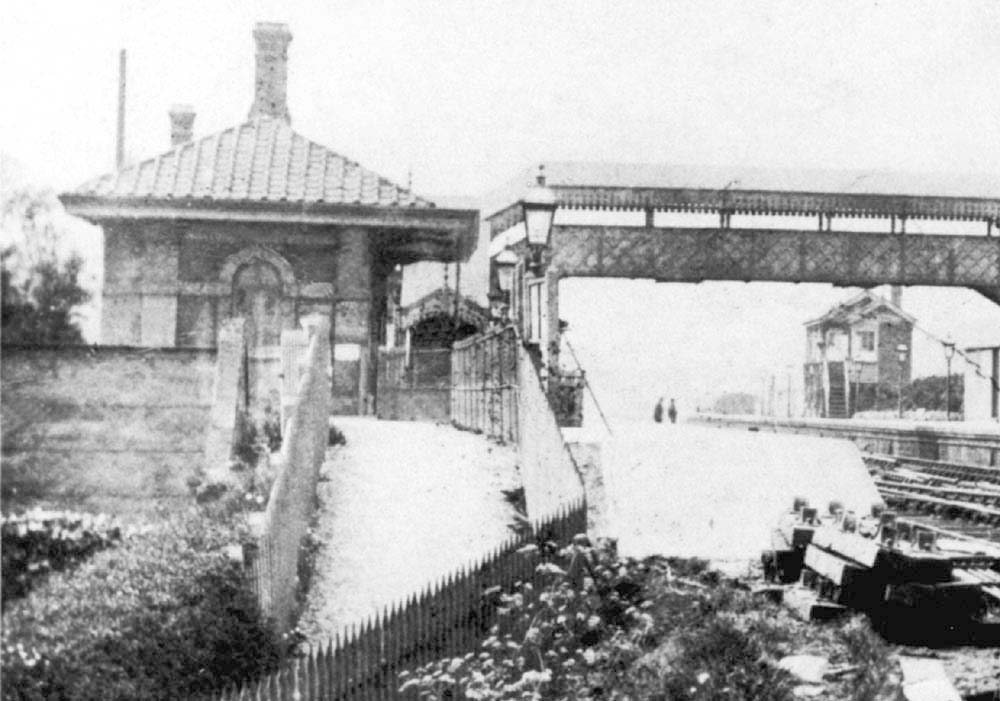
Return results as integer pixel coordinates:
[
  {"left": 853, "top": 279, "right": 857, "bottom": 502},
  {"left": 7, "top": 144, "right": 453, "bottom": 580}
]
[
  {"left": 73, "top": 117, "right": 432, "bottom": 208},
  {"left": 805, "top": 290, "right": 916, "bottom": 327}
]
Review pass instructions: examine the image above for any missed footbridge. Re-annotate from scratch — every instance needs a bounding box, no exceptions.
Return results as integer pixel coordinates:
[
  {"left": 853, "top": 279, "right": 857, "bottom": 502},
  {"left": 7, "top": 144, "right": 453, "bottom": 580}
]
[{"left": 487, "top": 163, "right": 1000, "bottom": 367}]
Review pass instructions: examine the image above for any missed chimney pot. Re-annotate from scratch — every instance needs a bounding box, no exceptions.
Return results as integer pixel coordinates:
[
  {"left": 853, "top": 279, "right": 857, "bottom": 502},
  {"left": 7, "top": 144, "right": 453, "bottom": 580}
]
[
  {"left": 249, "top": 22, "right": 292, "bottom": 122},
  {"left": 168, "top": 104, "right": 196, "bottom": 146}
]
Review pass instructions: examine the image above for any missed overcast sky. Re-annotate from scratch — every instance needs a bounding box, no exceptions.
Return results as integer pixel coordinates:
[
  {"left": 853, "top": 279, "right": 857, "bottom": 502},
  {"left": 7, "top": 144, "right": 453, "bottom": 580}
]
[{"left": 2, "top": 1, "right": 999, "bottom": 419}]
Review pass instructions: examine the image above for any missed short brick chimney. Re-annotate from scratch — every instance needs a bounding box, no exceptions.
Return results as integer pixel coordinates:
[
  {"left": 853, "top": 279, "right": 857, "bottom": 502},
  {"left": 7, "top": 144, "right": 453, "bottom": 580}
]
[
  {"left": 249, "top": 22, "right": 292, "bottom": 122},
  {"left": 168, "top": 104, "right": 195, "bottom": 146},
  {"left": 890, "top": 285, "right": 902, "bottom": 308}
]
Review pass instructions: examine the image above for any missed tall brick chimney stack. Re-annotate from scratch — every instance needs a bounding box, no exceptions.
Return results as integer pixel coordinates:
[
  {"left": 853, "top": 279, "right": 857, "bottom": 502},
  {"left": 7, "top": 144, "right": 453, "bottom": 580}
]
[
  {"left": 890, "top": 285, "right": 903, "bottom": 308},
  {"left": 168, "top": 105, "right": 196, "bottom": 146},
  {"left": 249, "top": 22, "right": 292, "bottom": 122}
]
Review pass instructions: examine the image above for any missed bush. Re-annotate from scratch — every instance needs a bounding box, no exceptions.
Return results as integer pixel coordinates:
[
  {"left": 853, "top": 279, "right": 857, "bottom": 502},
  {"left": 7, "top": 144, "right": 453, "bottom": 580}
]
[
  {"left": 328, "top": 424, "right": 346, "bottom": 446},
  {"left": 263, "top": 411, "right": 282, "bottom": 453},
  {"left": 1, "top": 510, "right": 122, "bottom": 607},
  {"left": 2, "top": 511, "right": 281, "bottom": 700},
  {"left": 233, "top": 411, "right": 263, "bottom": 467}
]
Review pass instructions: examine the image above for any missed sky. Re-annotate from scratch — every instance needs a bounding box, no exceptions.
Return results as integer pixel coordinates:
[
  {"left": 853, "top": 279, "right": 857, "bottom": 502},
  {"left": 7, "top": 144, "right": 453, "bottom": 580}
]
[{"left": 2, "top": 1, "right": 999, "bottom": 419}]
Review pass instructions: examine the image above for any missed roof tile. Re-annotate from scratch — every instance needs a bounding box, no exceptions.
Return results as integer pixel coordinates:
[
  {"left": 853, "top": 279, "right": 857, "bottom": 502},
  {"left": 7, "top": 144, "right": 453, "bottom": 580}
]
[{"left": 73, "top": 116, "right": 433, "bottom": 208}]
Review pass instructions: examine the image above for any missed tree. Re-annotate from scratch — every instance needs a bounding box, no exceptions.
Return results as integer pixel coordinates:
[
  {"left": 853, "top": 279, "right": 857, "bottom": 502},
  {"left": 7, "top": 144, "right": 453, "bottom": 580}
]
[
  {"left": 712, "top": 392, "right": 757, "bottom": 415},
  {"left": 872, "top": 374, "right": 964, "bottom": 415},
  {"left": 906, "top": 374, "right": 964, "bottom": 414},
  {"left": 1, "top": 188, "right": 90, "bottom": 346}
]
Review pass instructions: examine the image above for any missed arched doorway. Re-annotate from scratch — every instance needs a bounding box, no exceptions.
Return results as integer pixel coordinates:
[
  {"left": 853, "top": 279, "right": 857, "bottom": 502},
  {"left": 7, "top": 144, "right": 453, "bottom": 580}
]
[
  {"left": 231, "top": 258, "right": 283, "bottom": 351},
  {"left": 222, "top": 248, "right": 295, "bottom": 418}
]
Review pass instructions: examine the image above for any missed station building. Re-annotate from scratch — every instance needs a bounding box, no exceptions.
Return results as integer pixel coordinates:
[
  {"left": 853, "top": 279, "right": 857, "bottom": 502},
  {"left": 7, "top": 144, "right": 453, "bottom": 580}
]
[{"left": 59, "top": 23, "right": 478, "bottom": 415}]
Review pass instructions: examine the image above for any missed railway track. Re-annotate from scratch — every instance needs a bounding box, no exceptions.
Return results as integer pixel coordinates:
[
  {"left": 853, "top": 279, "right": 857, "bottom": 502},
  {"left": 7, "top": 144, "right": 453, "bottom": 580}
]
[
  {"left": 864, "top": 453, "right": 1000, "bottom": 531},
  {"left": 875, "top": 476, "right": 1000, "bottom": 508},
  {"left": 878, "top": 487, "right": 1000, "bottom": 525},
  {"left": 864, "top": 452, "right": 1000, "bottom": 485}
]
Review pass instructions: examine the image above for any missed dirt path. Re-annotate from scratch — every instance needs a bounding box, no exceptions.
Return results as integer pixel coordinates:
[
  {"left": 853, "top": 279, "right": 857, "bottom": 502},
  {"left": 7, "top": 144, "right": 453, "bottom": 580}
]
[{"left": 297, "top": 418, "right": 520, "bottom": 640}]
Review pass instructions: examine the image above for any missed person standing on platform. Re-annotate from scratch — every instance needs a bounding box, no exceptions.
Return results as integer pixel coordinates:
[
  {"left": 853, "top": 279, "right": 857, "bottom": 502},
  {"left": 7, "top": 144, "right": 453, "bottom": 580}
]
[
  {"left": 653, "top": 397, "right": 664, "bottom": 423},
  {"left": 667, "top": 398, "right": 678, "bottom": 424}
]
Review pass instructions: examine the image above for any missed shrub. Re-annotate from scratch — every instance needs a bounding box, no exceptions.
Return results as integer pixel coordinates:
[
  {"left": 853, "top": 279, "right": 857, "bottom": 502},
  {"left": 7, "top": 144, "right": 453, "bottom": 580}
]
[
  {"left": 1, "top": 509, "right": 122, "bottom": 607},
  {"left": 1, "top": 511, "right": 281, "bottom": 700},
  {"left": 233, "top": 411, "right": 263, "bottom": 467},
  {"left": 263, "top": 411, "right": 283, "bottom": 452},
  {"left": 328, "top": 424, "right": 346, "bottom": 446}
]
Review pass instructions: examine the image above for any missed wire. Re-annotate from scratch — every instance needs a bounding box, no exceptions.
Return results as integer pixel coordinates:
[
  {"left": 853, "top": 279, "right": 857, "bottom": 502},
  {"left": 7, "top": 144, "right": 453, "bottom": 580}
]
[
  {"left": 562, "top": 333, "right": 614, "bottom": 437},
  {"left": 851, "top": 295, "right": 998, "bottom": 394},
  {"left": 909, "top": 319, "right": 999, "bottom": 394}
]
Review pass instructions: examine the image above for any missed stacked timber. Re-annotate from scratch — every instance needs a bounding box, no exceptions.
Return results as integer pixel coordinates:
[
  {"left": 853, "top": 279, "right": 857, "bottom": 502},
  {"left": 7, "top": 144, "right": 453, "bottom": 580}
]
[{"left": 764, "top": 500, "right": 1000, "bottom": 643}]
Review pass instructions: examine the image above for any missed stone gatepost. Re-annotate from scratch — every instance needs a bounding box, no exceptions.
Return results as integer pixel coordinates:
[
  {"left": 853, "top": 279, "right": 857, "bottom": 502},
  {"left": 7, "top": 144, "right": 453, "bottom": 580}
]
[
  {"left": 203, "top": 316, "right": 247, "bottom": 485},
  {"left": 280, "top": 312, "right": 330, "bottom": 429}
]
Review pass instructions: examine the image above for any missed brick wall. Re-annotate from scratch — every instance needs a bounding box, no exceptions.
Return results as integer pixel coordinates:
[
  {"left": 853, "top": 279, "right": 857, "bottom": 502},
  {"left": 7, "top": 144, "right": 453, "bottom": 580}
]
[
  {"left": 100, "top": 219, "right": 375, "bottom": 413},
  {"left": 1, "top": 345, "right": 216, "bottom": 518},
  {"left": 877, "top": 320, "right": 912, "bottom": 386},
  {"left": 103, "top": 221, "right": 346, "bottom": 349}
]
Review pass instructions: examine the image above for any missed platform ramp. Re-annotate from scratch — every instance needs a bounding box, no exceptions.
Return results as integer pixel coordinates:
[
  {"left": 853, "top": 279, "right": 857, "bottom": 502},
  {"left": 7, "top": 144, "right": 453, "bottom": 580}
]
[{"left": 599, "top": 424, "right": 883, "bottom": 560}]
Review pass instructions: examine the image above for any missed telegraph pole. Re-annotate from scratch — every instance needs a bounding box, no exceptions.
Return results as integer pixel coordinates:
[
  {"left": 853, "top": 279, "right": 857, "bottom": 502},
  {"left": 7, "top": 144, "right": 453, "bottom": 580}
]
[{"left": 116, "top": 49, "right": 126, "bottom": 169}]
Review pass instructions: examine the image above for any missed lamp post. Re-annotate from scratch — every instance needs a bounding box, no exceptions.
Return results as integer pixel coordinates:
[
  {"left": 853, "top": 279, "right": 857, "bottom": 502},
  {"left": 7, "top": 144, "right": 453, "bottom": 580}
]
[
  {"left": 518, "top": 165, "right": 557, "bottom": 363},
  {"left": 520, "top": 165, "right": 557, "bottom": 274},
  {"left": 943, "top": 336, "right": 956, "bottom": 421},
  {"left": 896, "top": 343, "right": 908, "bottom": 419},
  {"left": 489, "top": 250, "right": 518, "bottom": 323}
]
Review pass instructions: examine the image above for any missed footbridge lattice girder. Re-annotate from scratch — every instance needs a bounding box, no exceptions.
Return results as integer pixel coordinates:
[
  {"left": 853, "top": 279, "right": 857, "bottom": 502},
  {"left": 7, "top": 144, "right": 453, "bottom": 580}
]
[{"left": 547, "top": 225, "right": 1000, "bottom": 291}]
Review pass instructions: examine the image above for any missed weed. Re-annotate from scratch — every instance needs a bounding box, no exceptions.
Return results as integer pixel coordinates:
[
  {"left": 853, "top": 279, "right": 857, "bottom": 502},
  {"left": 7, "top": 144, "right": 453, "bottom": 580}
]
[
  {"left": 838, "top": 616, "right": 894, "bottom": 701},
  {"left": 658, "top": 613, "right": 794, "bottom": 701}
]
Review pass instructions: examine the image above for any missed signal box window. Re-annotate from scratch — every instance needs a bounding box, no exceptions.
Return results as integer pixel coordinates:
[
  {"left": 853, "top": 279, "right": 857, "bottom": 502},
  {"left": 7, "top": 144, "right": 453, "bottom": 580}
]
[{"left": 859, "top": 331, "right": 875, "bottom": 352}]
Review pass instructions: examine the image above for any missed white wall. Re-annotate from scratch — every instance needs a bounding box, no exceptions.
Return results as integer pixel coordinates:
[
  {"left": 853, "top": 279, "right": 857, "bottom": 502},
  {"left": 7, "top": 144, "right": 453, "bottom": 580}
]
[{"left": 964, "top": 347, "right": 998, "bottom": 421}]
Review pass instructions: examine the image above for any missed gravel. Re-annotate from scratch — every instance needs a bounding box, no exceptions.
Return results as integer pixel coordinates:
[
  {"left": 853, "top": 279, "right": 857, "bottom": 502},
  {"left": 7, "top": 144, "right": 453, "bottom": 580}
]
[{"left": 296, "top": 418, "right": 520, "bottom": 640}]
